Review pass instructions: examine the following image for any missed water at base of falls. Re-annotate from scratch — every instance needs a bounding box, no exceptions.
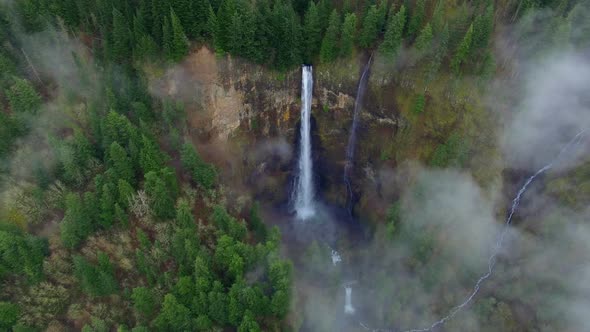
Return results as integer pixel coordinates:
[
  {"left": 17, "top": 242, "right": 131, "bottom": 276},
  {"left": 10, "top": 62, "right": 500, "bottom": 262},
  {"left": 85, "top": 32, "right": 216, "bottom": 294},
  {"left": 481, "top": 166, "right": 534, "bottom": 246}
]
[
  {"left": 293, "top": 66, "right": 316, "bottom": 220},
  {"left": 345, "top": 286, "right": 355, "bottom": 314}
]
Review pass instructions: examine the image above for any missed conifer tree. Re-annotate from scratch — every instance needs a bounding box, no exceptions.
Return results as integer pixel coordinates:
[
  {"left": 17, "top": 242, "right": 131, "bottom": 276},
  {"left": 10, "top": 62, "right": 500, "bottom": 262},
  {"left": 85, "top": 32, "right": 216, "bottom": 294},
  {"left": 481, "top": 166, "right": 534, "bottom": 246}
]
[
  {"left": 108, "top": 142, "right": 134, "bottom": 184},
  {"left": 340, "top": 13, "right": 357, "bottom": 58},
  {"left": 431, "top": 0, "right": 445, "bottom": 34},
  {"left": 320, "top": 10, "right": 341, "bottom": 63},
  {"left": 359, "top": 5, "right": 380, "bottom": 48},
  {"left": 303, "top": 1, "right": 322, "bottom": 63},
  {"left": 6, "top": 78, "right": 41, "bottom": 114},
  {"left": 472, "top": 4, "right": 494, "bottom": 51},
  {"left": 216, "top": 0, "right": 236, "bottom": 52},
  {"left": 168, "top": 8, "right": 189, "bottom": 61},
  {"left": 415, "top": 23, "right": 433, "bottom": 51},
  {"left": 407, "top": 0, "right": 426, "bottom": 39},
  {"left": 111, "top": 8, "right": 131, "bottom": 62},
  {"left": 380, "top": 5, "right": 406, "bottom": 57},
  {"left": 451, "top": 23, "right": 474, "bottom": 74}
]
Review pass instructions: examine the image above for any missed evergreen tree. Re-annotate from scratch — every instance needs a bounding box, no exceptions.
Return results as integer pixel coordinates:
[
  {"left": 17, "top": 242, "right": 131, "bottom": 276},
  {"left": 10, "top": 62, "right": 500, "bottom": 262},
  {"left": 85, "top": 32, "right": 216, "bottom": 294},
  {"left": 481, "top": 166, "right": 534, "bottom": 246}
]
[
  {"left": 0, "top": 302, "right": 19, "bottom": 330},
  {"left": 412, "top": 93, "right": 425, "bottom": 114},
  {"left": 425, "top": 23, "right": 449, "bottom": 81},
  {"left": 415, "top": 23, "right": 433, "bottom": 51},
  {"left": 144, "top": 169, "right": 177, "bottom": 220},
  {"left": 451, "top": 23, "right": 474, "bottom": 74},
  {"left": 60, "top": 193, "right": 92, "bottom": 248},
  {"left": 6, "top": 78, "right": 41, "bottom": 114},
  {"left": 133, "top": 12, "right": 157, "bottom": 60},
  {"left": 359, "top": 5, "right": 380, "bottom": 48},
  {"left": 431, "top": 0, "right": 445, "bottom": 34},
  {"left": 108, "top": 142, "right": 134, "bottom": 184},
  {"left": 207, "top": 4, "right": 219, "bottom": 42},
  {"left": 168, "top": 8, "right": 189, "bottom": 62},
  {"left": 340, "top": 13, "right": 357, "bottom": 58},
  {"left": 111, "top": 8, "right": 131, "bottom": 62},
  {"left": 132, "top": 287, "right": 156, "bottom": 317},
  {"left": 303, "top": 1, "right": 322, "bottom": 63},
  {"left": 216, "top": 0, "right": 237, "bottom": 52},
  {"left": 472, "top": 4, "right": 494, "bottom": 50},
  {"left": 380, "top": 5, "right": 406, "bottom": 57},
  {"left": 192, "top": 0, "right": 211, "bottom": 39},
  {"left": 407, "top": 0, "right": 426, "bottom": 39},
  {"left": 319, "top": 9, "right": 341, "bottom": 63}
]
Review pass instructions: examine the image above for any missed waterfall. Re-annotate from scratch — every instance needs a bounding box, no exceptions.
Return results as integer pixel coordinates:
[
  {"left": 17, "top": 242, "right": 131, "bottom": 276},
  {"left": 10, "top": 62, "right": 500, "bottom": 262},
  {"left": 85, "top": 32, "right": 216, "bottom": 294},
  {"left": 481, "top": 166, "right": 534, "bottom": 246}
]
[
  {"left": 358, "top": 130, "right": 586, "bottom": 332},
  {"left": 345, "top": 286, "right": 355, "bottom": 314},
  {"left": 344, "top": 56, "right": 373, "bottom": 214},
  {"left": 293, "top": 66, "right": 315, "bottom": 220},
  {"left": 331, "top": 249, "right": 342, "bottom": 266}
]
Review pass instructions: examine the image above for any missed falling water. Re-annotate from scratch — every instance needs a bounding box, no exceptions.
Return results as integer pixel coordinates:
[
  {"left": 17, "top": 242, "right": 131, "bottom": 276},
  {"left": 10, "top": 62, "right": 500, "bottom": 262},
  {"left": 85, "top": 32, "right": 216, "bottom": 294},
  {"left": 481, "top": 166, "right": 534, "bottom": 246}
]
[
  {"left": 293, "top": 66, "right": 315, "bottom": 220},
  {"left": 331, "top": 249, "right": 342, "bottom": 266},
  {"left": 345, "top": 286, "right": 355, "bottom": 314},
  {"left": 359, "top": 130, "right": 586, "bottom": 332},
  {"left": 344, "top": 56, "right": 373, "bottom": 214}
]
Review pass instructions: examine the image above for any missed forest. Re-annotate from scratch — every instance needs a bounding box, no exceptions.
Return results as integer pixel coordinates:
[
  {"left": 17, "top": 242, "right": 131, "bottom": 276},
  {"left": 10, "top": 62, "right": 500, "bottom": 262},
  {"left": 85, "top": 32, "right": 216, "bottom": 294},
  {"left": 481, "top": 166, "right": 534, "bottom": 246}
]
[{"left": 1, "top": 0, "right": 590, "bottom": 331}]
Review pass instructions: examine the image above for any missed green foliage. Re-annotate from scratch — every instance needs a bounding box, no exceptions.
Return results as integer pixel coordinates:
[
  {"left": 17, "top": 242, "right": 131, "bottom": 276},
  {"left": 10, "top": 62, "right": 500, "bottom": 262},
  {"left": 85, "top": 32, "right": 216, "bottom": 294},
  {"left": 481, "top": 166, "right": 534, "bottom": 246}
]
[
  {"left": 430, "top": 133, "right": 470, "bottom": 168},
  {"left": 407, "top": 0, "right": 426, "bottom": 39},
  {"left": 472, "top": 4, "right": 494, "bottom": 51},
  {"left": 412, "top": 93, "right": 425, "bottom": 115},
  {"left": 319, "top": 10, "right": 341, "bottom": 64},
  {"left": 180, "top": 143, "right": 217, "bottom": 189},
  {"left": 111, "top": 8, "right": 132, "bottom": 62},
  {"left": 60, "top": 193, "right": 93, "bottom": 248},
  {"left": 386, "top": 202, "right": 401, "bottom": 238},
  {"left": 108, "top": 142, "right": 134, "bottom": 184},
  {"left": 0, "top": 226, "right": 47, "bottom": 283},
  {"left": 144, "top": 168, "right": 178, "bottom": 220},
  {"left": 303, "top": 1, "right": 322, "bottom": 63},
  {"left": 0, "top": 302, "right": 19, "bottom": 330},
  {"left": 73, "top": 253, "right": 119, "bottom": 297},
  {"left": 380, "top": 4, "right": 406, "bottom": 57},
  {"left": 132, "top": 287, "right": 157, "bottom": 317},
  {"left": 451, "top": 23, "right": 474, "bottom": 74},
  {"left": 415, "top": 23, "right": 433, "bottom": 51},
  {"left": 359, "top": 5, "right": 380, "bottom": 48},
  {"left": 6, "top": 78, "right": 41, "bottom": 114},
  {"left": 154, "top": 294, "right": 192, "bottom": 330},
  {"left": 340, "top": 13, "right": 357, "bottom": 58},
  {"left": 167, "top": 8, "right": 190, "bottom": 62}
]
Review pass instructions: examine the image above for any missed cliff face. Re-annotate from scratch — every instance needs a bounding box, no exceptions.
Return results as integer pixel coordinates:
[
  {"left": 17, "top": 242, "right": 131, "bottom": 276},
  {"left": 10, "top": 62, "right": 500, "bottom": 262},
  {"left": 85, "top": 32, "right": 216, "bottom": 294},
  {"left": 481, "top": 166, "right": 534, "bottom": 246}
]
[{"left": 153, "top": 47, "right": 401, "bottom": 219}]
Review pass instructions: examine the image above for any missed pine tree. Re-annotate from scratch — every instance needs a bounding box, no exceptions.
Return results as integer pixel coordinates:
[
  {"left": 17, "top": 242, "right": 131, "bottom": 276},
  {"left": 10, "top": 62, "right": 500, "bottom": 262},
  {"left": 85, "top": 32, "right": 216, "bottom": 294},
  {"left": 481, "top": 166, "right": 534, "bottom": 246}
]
[
  {"left": 303, "top": 1, "right": 322, "bottom": 63},
  {"left": 380, "top": 5, "right": 406, "bottom": 57},
  {"left": 192, "top": 0, "right": 210, "bottom": 39},
  {"left": 60, "top": 193, "right": 91, "bottom": 248},
  {"left": 451, "top": 23, "right": 474, "bottom": 74},
  {"left": 133, "top": 11, "right": 157, "bottom": 60},
  {"left": 431, "top": 0, "right": 445, "bottom": 34},
  {"left": 132, "top": 287, "right": 157, "bottom": 317},
  {"left": 472, "top": 4, "right": 494, "bottom": 50},
  {"left": 6, "top": 78, "right": 41, "bottom": 114},
  {"left": 111, "top": 8, "right": 131, "bottom": 62},
  {"left": 340, "top": 13, "right": 357, "bottom": 58},
  {"left": 144, "top": 169, "right": 177, "bottom": 220},
  {"left": 415, "top": 23, "right": 433, "bottom": 51},
  {"left": 168, "top": 8, "right": 189, "bottom": 62},
  {"left": 207, "top": 4, "right": 219, "bottom": 42},
  {"left": 407, "top": 0, "right": 426, "bottom": 39},
  {"left": 216, "top": 0, "right": 237, "bottom": 52},
  {"left": 425, "top": 23, "right": 449, "bottom": 81},
  {"left": 359, "top": 5, "right": 380, "bottom": 48},
  {"left": 319, "top": 10, "right": 341, "bottom": 63},
  {"left": 108, "top": 142, "right": 134, "bottom": 184}
]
